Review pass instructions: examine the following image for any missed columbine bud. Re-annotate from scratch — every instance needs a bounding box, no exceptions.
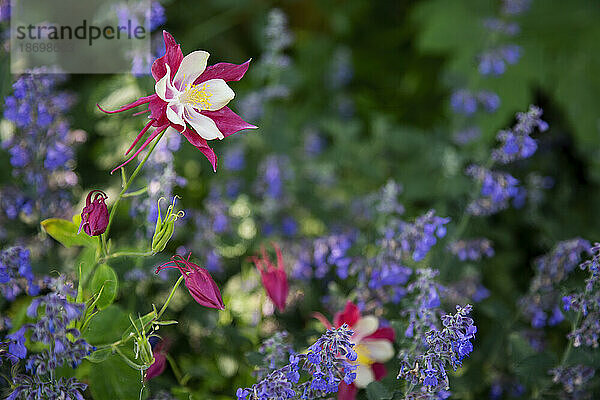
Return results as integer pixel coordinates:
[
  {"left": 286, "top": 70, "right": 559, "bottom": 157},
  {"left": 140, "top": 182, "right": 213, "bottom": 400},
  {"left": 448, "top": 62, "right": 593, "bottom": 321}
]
[
  {"left": 250, "top": 243, "right": 288, "bottom": 312},
  {"left": 78, "top": 190, "right": 109, "bottom": 236},
  {"left": 151, "top": 197, "right": 185, "bottom": 254},
  {"left": 156, "top": 254, "right": 225, "bottom": 310},
  {"left": 145, "top": 339, "right": 170, "bottom": 381}
]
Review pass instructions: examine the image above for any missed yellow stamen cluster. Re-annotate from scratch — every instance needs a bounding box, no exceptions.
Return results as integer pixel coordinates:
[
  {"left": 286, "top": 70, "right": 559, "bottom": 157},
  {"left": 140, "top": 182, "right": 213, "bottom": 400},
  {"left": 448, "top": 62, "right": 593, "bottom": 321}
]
[
  {"left": 354, "top": 343, "right": 374, "bottom": 366},
  {"left": 180, "top": 83, "right": 212, "bottom": 109}
]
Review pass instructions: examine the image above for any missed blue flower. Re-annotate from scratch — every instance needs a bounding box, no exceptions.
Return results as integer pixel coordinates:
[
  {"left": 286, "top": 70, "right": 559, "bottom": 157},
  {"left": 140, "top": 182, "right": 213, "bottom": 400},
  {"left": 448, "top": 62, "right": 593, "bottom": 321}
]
[
  {"left": 236, "top": 388, "right": 250, "bottom": 400},
  {"left": 237, "top": 325, "right": 357, "bottom": 399},
  {"left": 7, "top": 327, "right": 28, "bottom": 360}
]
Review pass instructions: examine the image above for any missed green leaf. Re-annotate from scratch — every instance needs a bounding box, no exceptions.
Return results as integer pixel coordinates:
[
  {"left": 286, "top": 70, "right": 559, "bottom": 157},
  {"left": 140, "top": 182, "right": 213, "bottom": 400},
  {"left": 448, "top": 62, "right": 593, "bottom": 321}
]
[
  {"left": 41, "top": 218, "right": 97, "bottom": 248},
  {"left": 76, "top": 247, "right": 96, "bottom": 303},
  {"left": 91, "top": 264, "right": 118, "bottom": 310},
  {"left": 86, "top": 347, "right": 112, "bottom": 363},
  {"left": 366, "top": 381, "right": 392, "bottom": 400},
  {"left": 153, "top": 319, "right": 178, "bottom": 326},
  {"left": 83, "top": 305, "right": 130, "bottom": 344},
  {"left": 88, "top": 354, "right": 143, "bottom": 400}
]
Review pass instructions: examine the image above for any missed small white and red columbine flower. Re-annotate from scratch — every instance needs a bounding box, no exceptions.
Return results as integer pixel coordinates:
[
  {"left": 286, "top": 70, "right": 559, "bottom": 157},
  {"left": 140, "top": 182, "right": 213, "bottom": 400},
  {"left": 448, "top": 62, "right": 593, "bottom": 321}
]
[
  {"left": 314, "top": 301, "right": 395, "bottom": 400},
  {"left": 98, "top": 30, "right": 257, "bottom": 173}
]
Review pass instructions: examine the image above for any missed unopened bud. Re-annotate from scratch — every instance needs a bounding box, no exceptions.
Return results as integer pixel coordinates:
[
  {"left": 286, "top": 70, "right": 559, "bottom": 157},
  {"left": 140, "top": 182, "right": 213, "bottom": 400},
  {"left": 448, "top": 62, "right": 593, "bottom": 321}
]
[
  {"left": 151, "top": 196, "right": 184, "bottom": 254},
  {"left": 79, "top": 190, "right": 109, "bottom": 236}
]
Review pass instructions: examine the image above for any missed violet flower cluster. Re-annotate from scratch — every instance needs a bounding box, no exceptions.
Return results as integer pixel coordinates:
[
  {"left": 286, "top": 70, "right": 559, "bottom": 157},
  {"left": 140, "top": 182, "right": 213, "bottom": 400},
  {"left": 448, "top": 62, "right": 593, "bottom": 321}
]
[
  {"left": 255, "top": 155, "right": 299, "bottom": 238},
  {"left": 478, "top": 0, "right": 531, "bottom": 76},
  {"left": 491, "top": 105, "right": 548, "bottom": 164},
  {"left": 0, "top": 246, "right": 39, "bottom": 301},
  {"left": 253, "top": 331, "right": 294, "bottom": 381},
  {"left": 448, "top": 0, "right": 530, "bottom": 145},
  {"left": 353, "top": 181, "right": 413, "bottom": 309},
  {"left": 450, "top": 89, "right": 500, "bottom": 115},
  {"left": 395, "top": 210, "right": 450, "bottom": 262},
  {"left": 293, "top": 232, "right": 356, "bottom": 281},
  {"left": 1, "top": 74, "right": 81, "bottom": 223},
  {"left": 352, "top": 180, "right": 405, "bottom": 225},
  {"left": 399, "top": 305, "right": 477, "bottom": 398},
  {"left": 115, "top": 0, "right": 166, "bottom": 75},
  {"left": 360, "top": 236, "right": 412, "bottom": 307},
  {"left": 464, "top": 106, "right": 548, "bottom": 217},
  {"left": 489, "top": 377, "right": 525, "bottom": 400},
  {"left": 403, "top": 268, "right": 444, "bottom": 342},
  {"left": 502, "top": 0, "right": 532, "bottom": 15},
  {"left": 456, "top": 1, "right": 547, "bottom": 217},
  {"left": 562, "top": 243, "right": 600, "bottom": 348},
  {"left": 236, "top": 325, "right": 357, "bottom": 400},
  {"left": 465, "top": 165, "right": 523, "bottom": 216},
  {"left": 520, "top": 238, "right": 590, "bottom": 329},
  {"left": 239, "top": 8, "right": 292, "bottom": 121},
  {"left": 478, "top": 44, "right": 521, "bottom": 76},
  {"left": 447, "top": 238, "right": 494, "bottom": 262},
  {"left": 549, "top": 365, "right": 595, "bottom": 400},
  {"left": 4, "top": 280, "right": 93, "bottom": 399}
]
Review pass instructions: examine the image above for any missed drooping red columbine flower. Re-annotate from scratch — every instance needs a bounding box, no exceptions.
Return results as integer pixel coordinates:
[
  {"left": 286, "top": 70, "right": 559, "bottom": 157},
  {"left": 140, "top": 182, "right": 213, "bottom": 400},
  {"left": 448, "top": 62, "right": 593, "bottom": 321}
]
[
  {"left": 145, "top": 339, "right": 170, "bottom": 381},
  {"left": 98, "top": 30, "right": 257, "bottom": 174},
  {"left": 78, "top": 190, "right": 109, "bottom": 236},
  {"left": 156, "top": 253, "right": 225, "bottom": 310},
  {"left": 313, "top": 301, "right": 395, "bottom": 400},
  {"left": 249, "top": 243, "right": 288, "bottom": 312}
]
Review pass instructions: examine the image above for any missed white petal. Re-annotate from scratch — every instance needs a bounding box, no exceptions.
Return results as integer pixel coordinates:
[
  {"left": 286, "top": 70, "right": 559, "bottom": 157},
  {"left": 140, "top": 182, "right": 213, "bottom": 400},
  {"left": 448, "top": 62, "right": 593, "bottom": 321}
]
[
  {"left": 166, "top": 103, "right": 185, "bottom": 127},
  {"left": 362, "top": 339, "right": 395, "bottom": 363},
  {"left": 194, "top": 79, "right": 234, "bottom": 111},
  {"left": 155, "top": 64, "right": 173, "bottom": 101},
  {"left": 353, "top": 316, "right": 379, "bottom": 343},
  {"left": 355, "top": 365, "right": 374, "bottom": 388},
  {"left": 173, "top": 50, "right": 210, "bottom": 89},
  {"left": 164, "top": 126, "right": 179, "bottom": 136},
  {"left": 183, "top": 106, "right": 224, "bottom": 140}
]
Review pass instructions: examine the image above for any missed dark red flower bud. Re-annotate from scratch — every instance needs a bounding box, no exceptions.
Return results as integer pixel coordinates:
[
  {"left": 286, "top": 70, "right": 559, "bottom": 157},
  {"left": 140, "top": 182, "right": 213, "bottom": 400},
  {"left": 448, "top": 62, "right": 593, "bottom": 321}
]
[
  {"left": 145, "top": 339, "right": 169, "bottom": 381},
  {"left": 156, "top": 254, "right": 225, "bottom": 310},
  {"left": 78, "top": 190, "right": 109, "bottom": 236},
  {"left": 250, "top": 243, "right": 288, "bottom": 312}
]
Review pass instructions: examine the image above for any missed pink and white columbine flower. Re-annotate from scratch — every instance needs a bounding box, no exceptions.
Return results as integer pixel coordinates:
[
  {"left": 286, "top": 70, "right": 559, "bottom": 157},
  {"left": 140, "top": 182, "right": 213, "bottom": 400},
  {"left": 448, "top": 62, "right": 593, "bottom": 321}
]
[
  {"left": 98, "top": 31, "right": 256, "bottom": 173},
  {"left": 314, "top": 301, "right": 395, "bottom": 400}
]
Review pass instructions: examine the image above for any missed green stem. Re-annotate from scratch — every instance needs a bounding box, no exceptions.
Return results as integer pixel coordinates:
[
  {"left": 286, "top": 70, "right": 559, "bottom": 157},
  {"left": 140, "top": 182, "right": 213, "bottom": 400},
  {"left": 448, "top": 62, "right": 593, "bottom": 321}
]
[
  {"left": 115, "top": 346, "right": 146, "bottom": 371},
  {"left": 95, "top": 274, "right": 187, "bottom": 350},
  {"left": 166, "top": 354, "right": 186, "bottom": 386},
  {"left": 559, "top": 311, "right": 583, "bottom": 367},
  {"left": 156, "top": 275, "right": 185, "bottom": 320},
  {"left": 100, "top": 250, "right": 154, "bottom": 263},
  {"left": 103, "top": 131, "right": 165, "bottom": 243},
  {"left": 96, "top": 236, "right": 103, "bottom": 258},
  {"left": 122, "top": 187, "right": 149, "bottom": 198}
]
